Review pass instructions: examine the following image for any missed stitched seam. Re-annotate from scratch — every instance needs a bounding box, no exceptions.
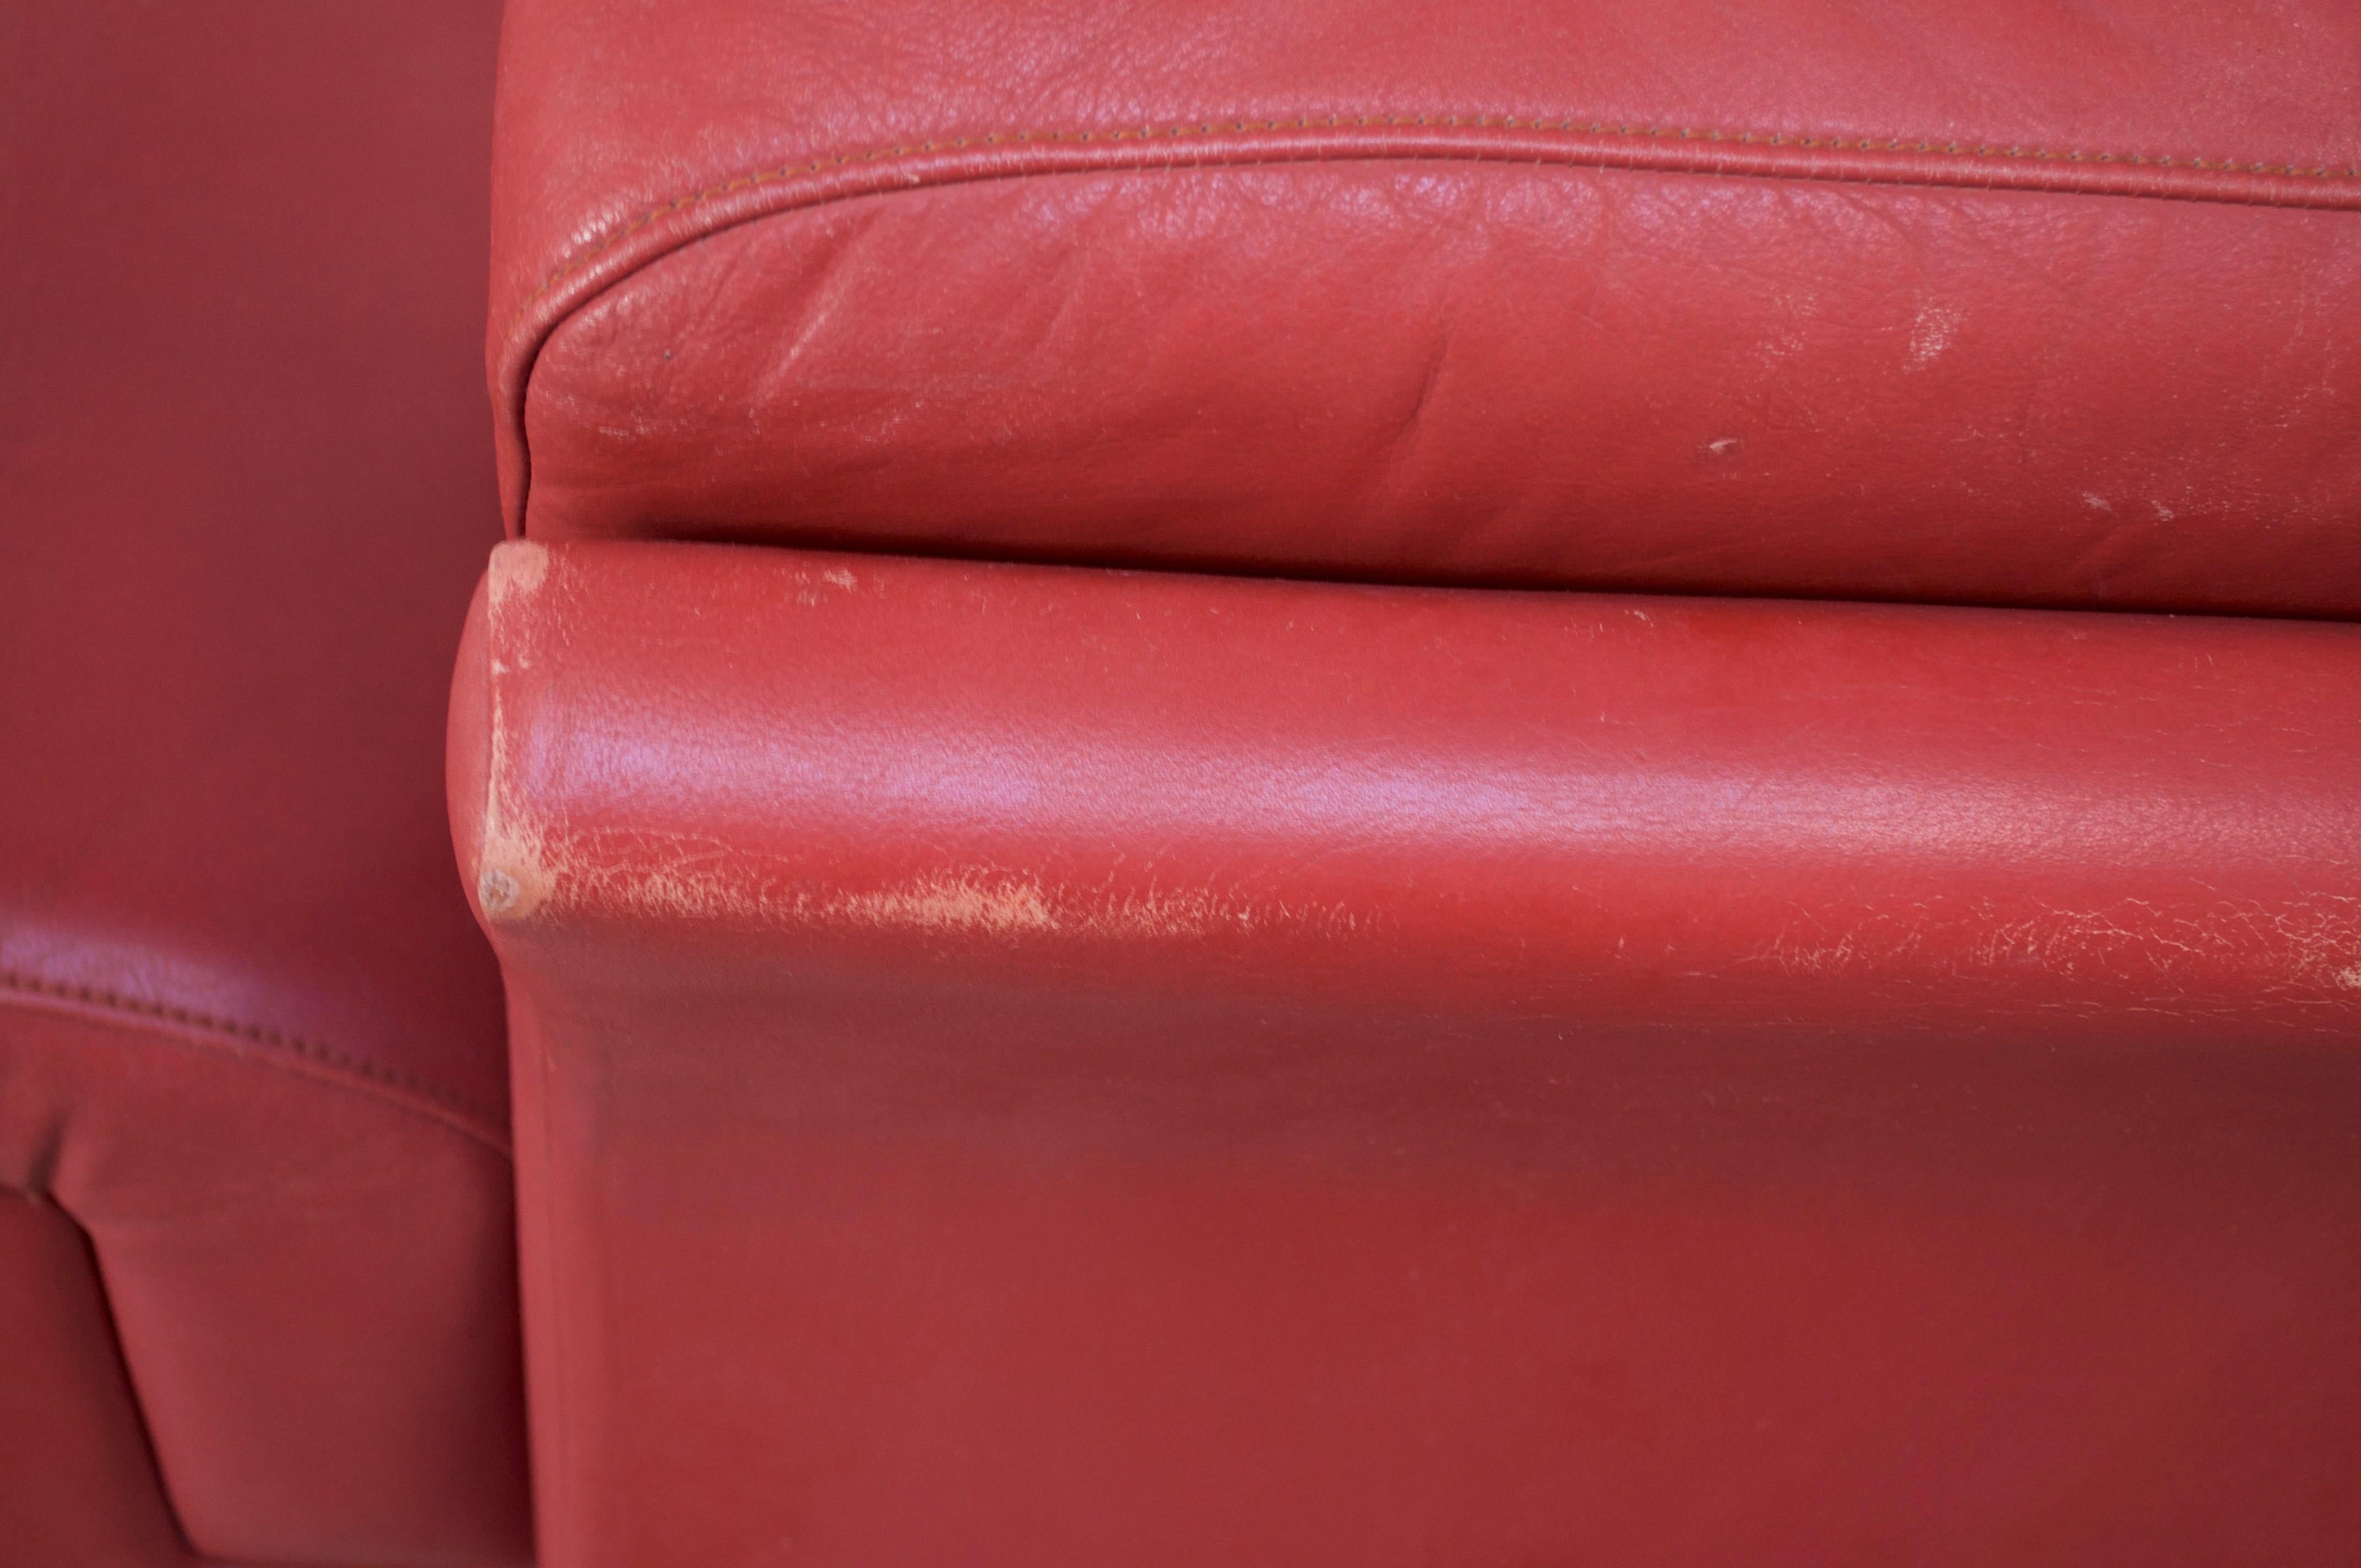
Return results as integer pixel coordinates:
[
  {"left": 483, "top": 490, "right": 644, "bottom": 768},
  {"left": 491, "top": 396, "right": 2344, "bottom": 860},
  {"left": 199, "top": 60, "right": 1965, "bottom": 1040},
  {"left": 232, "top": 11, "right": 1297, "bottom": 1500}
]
[
  {"left": 511, "top": 111, "right": 2361, "bottom": 328},
  {"left": 0, "top": 966, "right": 506, "bottom": 1149}
]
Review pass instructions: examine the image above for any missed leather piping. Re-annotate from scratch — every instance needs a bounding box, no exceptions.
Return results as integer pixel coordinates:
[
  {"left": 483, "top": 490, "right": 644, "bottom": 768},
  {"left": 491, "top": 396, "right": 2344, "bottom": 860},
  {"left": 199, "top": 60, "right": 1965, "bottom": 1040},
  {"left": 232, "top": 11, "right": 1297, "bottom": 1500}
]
[
  {"left": 0, "top": 966, "right": 509, "bottom": 1157},
  {"left": 496, "top": 112, "right": 2361, "bottom": 533}
]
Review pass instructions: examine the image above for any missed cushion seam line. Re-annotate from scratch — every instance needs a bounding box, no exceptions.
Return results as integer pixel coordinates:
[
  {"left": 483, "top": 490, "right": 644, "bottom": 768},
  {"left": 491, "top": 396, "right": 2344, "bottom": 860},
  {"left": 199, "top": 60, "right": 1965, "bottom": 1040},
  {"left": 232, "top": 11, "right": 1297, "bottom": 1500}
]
[
  {"left": 0, "top": 966, "right": 509, "bottom": 1157},
  {"left": 494, "top": 113, "right": 2361, "bottom": 534},
  {"left": 510, "top": 112, "right": 2361, "bottom": 329}
]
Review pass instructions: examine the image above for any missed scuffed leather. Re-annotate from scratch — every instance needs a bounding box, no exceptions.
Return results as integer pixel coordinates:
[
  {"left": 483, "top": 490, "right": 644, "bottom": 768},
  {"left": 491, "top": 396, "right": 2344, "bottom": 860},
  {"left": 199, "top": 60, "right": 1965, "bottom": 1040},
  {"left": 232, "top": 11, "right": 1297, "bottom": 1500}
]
[
  {"left": 461, "top": 540, "right": 2361, "bottom": 1565},
  {"left": 492, "top": 0, "right": 2361, "bottom": 614},
  {"left": 0, "top": 2, "right": 530, "bottom": 1561}
]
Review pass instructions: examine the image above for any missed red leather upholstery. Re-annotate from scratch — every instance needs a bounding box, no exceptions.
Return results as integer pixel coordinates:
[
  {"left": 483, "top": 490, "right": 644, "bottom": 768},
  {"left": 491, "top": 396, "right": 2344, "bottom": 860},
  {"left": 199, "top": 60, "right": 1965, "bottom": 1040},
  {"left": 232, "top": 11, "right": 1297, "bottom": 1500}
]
[
  {"left": 492, "top": 0, "right": 2361, "bottom": 614},
  {"left": 1, "top": 2, "right": 530, "bottom": 1561},
  {"left": 460, "top": 539, "right": 2361, "bottom": 1565},
  {"left": 0, "top": 1011, "right": 523, "bottom": 1567},
  {"left": 0, "top": 1195, "right": 190, "bottom": 1566}
]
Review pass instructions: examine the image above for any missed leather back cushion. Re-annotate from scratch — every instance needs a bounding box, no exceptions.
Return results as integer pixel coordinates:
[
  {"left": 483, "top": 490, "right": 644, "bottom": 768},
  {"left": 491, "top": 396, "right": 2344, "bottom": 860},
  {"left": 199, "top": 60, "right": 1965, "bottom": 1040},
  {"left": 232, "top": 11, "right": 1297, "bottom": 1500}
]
[{"left": 493, "top": 0, "right": 2361, "bottom": 614}]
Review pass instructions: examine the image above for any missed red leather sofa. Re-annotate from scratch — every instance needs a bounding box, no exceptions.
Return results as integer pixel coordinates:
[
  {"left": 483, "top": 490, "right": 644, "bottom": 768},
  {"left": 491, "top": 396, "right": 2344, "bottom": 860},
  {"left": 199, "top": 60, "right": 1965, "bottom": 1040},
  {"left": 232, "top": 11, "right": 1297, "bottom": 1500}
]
[{"left": 6, "top": 2, "right": 2359, "bottom": 1565}]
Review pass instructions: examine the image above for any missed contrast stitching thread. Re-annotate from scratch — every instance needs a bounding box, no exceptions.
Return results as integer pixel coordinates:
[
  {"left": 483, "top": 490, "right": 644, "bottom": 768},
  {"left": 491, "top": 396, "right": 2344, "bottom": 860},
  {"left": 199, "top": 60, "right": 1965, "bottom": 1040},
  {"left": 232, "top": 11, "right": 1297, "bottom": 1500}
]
[
  {"left": 510, "top": 111, "right": 2361, "bottom": 326},
  {"left": 0, "top": 966, "right": 506, "bottom": 1144}
]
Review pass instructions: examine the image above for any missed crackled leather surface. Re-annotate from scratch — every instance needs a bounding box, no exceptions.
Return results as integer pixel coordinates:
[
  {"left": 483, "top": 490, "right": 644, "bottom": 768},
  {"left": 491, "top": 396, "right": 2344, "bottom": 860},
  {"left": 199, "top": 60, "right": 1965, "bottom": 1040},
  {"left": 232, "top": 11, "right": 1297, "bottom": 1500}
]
[
  {"left": 492, "top": 0, "right": 2361, "bottom": 614},
  {"left": 460, "top": 540, "right": 2361, "bottom": 1565}
]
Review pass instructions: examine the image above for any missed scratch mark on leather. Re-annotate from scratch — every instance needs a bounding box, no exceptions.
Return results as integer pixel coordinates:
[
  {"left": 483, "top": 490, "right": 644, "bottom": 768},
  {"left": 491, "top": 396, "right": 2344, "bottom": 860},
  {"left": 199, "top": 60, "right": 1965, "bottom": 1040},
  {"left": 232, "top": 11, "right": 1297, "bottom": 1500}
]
[
  {"left": 1749, "top": 895, "right": 2361, "bottom": 1014},
  {"left": 476, "top": 813, "right": 1362, "bottom": 945},
  {"left": 478, "top": 541, "right": 558, "bottom": 922},
  {"left": 1907, "top": 303, "right": 1961, "bottom": 367},
  {"left": 489, "top": 537, "right": 551, "bottom": 606},
  {"left": 786, "top": 564, "right": 861, "bottom": 606},
  {"left": 833, "top": 873, "right": 1061, "bottom": 937}
]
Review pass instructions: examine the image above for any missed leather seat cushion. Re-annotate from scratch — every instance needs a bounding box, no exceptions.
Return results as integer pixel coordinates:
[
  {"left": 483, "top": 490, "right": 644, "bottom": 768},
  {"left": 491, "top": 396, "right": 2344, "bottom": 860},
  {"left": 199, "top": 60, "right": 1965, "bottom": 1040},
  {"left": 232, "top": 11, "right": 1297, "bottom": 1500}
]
[{"left": 492, "top": 0, "right": 2361, "bottom": 614}]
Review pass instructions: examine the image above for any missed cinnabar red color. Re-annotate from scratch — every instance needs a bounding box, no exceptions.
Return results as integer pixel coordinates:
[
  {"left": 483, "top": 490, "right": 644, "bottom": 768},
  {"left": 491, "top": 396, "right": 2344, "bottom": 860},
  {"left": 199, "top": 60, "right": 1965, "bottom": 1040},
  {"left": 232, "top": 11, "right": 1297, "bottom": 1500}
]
[
  {"left": 459, "top": 539, "right": 2361, "bottom": 1567},
  {"left": 492, "top": 0, "right": 2361, "bottom": 615}
]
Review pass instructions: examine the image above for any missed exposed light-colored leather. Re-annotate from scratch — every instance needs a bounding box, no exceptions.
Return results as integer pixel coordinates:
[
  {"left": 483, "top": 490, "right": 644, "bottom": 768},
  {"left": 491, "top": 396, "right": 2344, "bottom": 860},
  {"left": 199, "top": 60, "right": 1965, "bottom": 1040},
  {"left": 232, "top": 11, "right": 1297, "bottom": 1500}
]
[
  {"left": 492, "top": 0, "right": 2361, "bottom": 614},
  {"left": 461, "top": 538, "right": 2361, "bottom": 1565}
]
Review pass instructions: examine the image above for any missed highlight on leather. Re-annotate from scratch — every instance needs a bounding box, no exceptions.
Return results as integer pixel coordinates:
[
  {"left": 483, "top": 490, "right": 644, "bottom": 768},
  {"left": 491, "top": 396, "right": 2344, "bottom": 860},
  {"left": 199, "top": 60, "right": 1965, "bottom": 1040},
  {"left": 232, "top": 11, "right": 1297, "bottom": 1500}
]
[
  {"left": 456, "top": 539, "right": 2361, "bottom": 1565},
  {"left": 462, "top": 540, "right": 2361, "bottom": 1038}
]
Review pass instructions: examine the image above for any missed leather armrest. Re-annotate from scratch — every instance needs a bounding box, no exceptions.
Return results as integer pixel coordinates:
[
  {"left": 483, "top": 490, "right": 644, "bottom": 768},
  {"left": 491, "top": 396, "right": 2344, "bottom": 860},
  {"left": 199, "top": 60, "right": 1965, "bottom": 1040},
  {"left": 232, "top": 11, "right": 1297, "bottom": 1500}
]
[{"left": 454, "top": 539, "right": 2361, "bottom": 1562}]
